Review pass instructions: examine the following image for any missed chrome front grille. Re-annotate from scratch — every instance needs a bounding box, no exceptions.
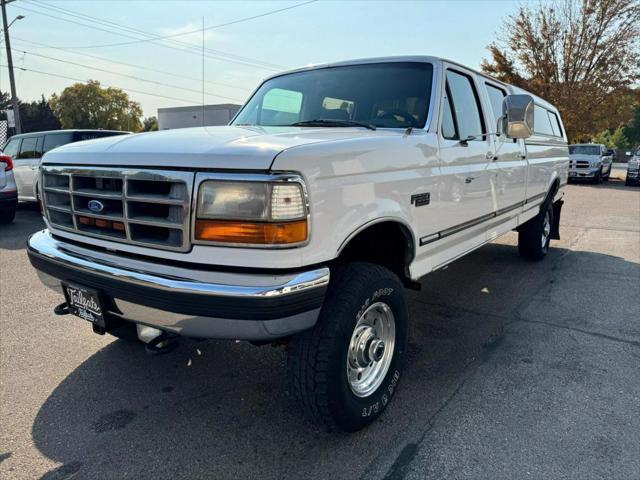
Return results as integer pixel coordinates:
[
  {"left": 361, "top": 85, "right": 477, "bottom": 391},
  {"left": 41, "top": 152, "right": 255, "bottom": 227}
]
[
  {"left": 41, "top": 166, "right": 194, "bottom": 252},
  {"left": 575, "top": 160, "right": 590, "bottom": 169}
]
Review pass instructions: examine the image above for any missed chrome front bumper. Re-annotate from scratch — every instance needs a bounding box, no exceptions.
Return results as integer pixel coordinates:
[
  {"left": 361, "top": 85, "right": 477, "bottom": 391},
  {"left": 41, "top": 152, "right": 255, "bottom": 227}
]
[
  {"left": 568, "top": 167, "right": 599, "bottom": 178},
  {"left": 28, "top": 230, "right": 329, "bottom": 340}
]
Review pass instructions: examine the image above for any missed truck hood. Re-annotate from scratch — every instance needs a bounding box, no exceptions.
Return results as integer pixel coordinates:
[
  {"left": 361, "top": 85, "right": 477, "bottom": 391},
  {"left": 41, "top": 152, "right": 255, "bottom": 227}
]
[{"left": 42, "top": 125, "right": 400, "bottom": 170}]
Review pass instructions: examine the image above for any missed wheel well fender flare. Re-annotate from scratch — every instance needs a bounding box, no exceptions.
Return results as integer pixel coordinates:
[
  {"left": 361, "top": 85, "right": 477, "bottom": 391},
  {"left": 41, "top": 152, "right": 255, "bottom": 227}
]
[{"left": 336, "top": 217, "right": 416, "bottom": 266}]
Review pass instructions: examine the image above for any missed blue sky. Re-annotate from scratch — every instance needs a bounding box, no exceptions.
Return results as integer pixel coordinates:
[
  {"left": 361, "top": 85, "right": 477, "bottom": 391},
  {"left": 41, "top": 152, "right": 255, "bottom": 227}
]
[{"left": 2, "top": 0, "right": 524, "bottom": 117}]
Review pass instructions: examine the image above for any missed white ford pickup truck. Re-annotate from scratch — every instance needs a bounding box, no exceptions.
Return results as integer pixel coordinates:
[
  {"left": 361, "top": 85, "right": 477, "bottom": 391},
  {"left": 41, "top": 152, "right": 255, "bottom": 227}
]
[{"left": 28, "top": 56, "right": 568, "bottom": 431}]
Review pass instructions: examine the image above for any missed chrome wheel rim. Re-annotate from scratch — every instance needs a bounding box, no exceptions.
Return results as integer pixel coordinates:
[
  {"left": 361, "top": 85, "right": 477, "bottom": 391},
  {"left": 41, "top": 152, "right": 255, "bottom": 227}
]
[
  {"left": 346, "top": 302, "right": 396, "bottom": 398},
  {"left": 541, "top": 210, "right": 551, "bottom": 249}
]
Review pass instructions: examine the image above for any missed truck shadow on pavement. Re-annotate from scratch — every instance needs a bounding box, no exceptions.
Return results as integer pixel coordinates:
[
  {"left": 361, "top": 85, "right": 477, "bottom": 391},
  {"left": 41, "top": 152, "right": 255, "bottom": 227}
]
[{"left": 29, "top": 241, "right": 640, "bottom": 480}]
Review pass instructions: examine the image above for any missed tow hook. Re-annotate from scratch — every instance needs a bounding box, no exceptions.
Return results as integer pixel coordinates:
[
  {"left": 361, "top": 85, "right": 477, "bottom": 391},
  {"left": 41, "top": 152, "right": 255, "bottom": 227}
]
[
  {"left": 53, "top": 302, "right": 69, "bottom": 315},
  {"left": 144, "top": 331, "right": 179, "bottom": 356}
]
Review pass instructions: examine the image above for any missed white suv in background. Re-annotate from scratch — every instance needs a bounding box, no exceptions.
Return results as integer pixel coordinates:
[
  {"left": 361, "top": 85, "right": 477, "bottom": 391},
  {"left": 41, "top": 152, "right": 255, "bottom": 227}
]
[
  {"left": 0, "top": 154, "right": 17, "bottom": 223},
  {"left": 2, "top": 129, "right": 130, "bottom": 202}
]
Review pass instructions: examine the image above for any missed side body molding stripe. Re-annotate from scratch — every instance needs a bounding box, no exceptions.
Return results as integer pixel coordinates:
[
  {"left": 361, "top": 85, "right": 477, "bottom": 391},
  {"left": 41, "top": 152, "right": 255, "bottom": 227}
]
[{"left": 419, "top": 193, "right": 547, "bottom": 247}]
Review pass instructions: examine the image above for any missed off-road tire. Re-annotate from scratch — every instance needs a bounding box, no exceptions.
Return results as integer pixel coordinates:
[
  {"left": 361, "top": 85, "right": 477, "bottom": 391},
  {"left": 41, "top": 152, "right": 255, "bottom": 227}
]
[
  {"left": 518, "top": 201, "right": 553, "bottom": 261},
  {"left": 287, "top": 262, "right": 409, "bottom": 432}
]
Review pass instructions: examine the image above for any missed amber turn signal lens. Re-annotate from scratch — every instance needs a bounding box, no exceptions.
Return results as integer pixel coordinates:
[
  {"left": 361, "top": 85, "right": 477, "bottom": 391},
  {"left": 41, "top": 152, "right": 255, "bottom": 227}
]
[{"left": 195, "top": 219, "right": 308, "bottom": 245}]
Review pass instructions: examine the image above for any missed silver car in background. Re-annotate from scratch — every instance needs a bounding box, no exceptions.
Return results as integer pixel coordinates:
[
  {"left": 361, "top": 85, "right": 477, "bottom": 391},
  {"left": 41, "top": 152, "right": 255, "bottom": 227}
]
[
  {"left": 568, "top": 143, "right": 613, "bottom": 183},
  {"left": 2, "top": 129, "right": 130, "bottom": 202},
  {"left": 626, "top": 147, "right": 640, "bottom": 186},
  {"left": 0, "top": 154, "right": 17, "bottom": 223}
]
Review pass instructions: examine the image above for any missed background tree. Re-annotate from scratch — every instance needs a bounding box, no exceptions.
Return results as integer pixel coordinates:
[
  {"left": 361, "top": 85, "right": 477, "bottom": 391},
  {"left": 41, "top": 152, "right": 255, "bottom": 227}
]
[
  {"left": 50, "top": 81, "right": 142, "bottom": 132},
  {"left": 591, "top": 125, "right": 629, "bottom": 149},
  {"left": 19, "top": 95, "right": 61, "bottom": 133},
  {"left": 482, "top": 0, "right": 640, "bottom": 142},
  {"left": 1, "top": 91, "right": 60, "bottom": 133},
  {"left": 142, "top": 116, "right": 158, "bottom": 131},
  {"left": 0, "top": 91, "right": 10, "bottom": 110},
  {"left": 623, "top": 106, "right": 640, "bottom": 147}
]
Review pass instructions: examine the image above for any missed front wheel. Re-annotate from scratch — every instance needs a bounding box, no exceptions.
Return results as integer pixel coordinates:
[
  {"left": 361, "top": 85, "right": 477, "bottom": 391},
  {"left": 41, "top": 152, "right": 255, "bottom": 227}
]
[
  {"left": 593, "top": 168, "right": 603, "bottom": 184},
  {"left": 287, "top": 262, "right": 408, "bottom": 432},
  {"left": 518, "top": 201, "right": 553, "bottom": 261}
]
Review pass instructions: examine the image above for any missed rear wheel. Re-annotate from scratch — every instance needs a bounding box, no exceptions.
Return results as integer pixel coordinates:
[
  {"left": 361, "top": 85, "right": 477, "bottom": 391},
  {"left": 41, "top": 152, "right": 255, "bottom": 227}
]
[
  {"left": 518, "top": 201, "right": 553, "bottom": 261},
  {"left": 287, "top": 262, "right": 408, "bottom": 432}
]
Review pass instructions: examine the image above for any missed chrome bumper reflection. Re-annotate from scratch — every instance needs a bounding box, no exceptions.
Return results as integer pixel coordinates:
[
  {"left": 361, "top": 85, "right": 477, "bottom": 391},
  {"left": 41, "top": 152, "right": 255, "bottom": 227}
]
[{"left": 28, "top": 229, "right": 329, "bottom": 339}]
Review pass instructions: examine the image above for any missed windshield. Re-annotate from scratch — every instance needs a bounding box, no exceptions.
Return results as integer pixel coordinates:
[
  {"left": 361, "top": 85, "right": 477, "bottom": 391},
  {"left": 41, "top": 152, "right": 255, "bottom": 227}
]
[
  {"left": 569, "top": 145, "right": 600, "bottom": 156},
  {"left": 232, "top": 62, "right": 434, "bottom": 129}
]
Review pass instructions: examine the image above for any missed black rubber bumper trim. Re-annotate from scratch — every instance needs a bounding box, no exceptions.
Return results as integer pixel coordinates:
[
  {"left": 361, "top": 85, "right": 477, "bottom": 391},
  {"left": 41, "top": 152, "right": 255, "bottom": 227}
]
[{"left": 28, "top": 250, "right": 327, "bottom": 321}]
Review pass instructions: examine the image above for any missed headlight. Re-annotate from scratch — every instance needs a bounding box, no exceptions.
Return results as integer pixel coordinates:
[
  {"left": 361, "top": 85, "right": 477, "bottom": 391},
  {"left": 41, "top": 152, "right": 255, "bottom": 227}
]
[{"left": 194, "top": 175, "right": 308, "bottom": 246}]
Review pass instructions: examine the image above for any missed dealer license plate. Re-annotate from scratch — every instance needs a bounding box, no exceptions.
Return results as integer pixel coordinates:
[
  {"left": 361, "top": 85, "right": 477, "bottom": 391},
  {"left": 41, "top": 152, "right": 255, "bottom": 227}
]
[{"left": 63, "top": 283, "right": 105, "bottom": 326}]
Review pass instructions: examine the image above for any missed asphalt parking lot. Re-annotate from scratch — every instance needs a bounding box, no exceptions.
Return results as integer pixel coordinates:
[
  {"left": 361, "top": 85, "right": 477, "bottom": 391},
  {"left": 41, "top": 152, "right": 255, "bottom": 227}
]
[{"left": 1, "top": 167, "right": 639, "bottom": 480}]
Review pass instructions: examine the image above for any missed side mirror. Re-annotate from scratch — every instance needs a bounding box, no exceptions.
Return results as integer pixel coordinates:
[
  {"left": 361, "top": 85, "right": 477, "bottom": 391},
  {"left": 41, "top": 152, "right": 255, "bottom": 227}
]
[{"left": 501, "top": 94, "right": 535, "bottom": 139}]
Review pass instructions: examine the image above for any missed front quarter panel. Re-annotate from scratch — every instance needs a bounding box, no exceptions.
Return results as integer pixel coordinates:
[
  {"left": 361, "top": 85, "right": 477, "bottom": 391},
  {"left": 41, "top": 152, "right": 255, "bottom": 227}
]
[{"left": 271, "top": 131, "right": 440, "bottom": 267}]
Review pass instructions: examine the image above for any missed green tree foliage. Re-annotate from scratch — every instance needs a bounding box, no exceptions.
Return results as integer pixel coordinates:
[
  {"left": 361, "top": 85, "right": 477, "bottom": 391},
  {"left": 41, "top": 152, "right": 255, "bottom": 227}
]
[
  {"left": 20, "top": 96, "right": 61, "bottom": 133},
  {"left": 0, "top": 91, "right": 10, "bottom": 110},
  {"left": 50, "top": 81, "right": 142, "bottom": 132},
  {"left": 482, "top": 0, "right": 640, "bottom": 142},
  {"left": 609, "top": 126, "right": 630, "bottom": 149},
  {"left": 592, "top": 126, "right": 629, "bottom": 149},
  {"left": 0, "top": 91, "right": 60, "bottom": 133},
  {"left": 142, "top": 116, "right": 159, "bottom": 131},
  {"left": 623, "top": 106, "right": 640, "bottom": 147}
]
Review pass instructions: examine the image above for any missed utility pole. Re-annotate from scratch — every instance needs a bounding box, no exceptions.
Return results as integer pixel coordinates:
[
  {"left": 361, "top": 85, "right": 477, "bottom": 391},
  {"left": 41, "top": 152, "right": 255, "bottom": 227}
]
[{"left": 1, "top": 0, "right": 21, "bottom": 134}]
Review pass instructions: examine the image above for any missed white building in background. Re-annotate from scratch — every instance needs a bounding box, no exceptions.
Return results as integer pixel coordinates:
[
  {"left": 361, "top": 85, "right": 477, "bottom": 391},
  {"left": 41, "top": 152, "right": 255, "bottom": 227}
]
[{"left": 157, "top": 104, "right": 242, "bottom": 130}]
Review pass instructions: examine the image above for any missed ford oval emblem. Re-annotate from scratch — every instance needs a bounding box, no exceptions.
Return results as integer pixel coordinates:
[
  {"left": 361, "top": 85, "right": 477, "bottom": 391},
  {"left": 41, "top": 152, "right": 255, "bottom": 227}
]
[{"left": 87, "top": 199, "right": 105, "bottom": 213}]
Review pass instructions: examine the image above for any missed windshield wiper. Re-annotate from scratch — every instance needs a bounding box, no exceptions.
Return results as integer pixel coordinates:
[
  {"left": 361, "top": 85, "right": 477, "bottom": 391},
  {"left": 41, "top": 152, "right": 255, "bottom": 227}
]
[{"left": 289, "top": 119, "right": 377, "bottom": 130}]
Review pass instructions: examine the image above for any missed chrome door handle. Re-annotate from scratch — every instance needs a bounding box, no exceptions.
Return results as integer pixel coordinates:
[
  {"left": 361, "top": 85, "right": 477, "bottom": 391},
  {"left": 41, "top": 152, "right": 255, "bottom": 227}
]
[{"left": 465, "top": 177, "right": 475, "bottom": 184}]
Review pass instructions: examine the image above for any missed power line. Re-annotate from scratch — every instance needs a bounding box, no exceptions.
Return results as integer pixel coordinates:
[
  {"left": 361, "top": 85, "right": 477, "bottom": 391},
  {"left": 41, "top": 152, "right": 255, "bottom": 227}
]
[
  {"left": 25, "top": 0, "right": 287, "bottom": 70},
  {"left": 3, "top": 63, "right": 202, "bottom": 104},
  {"left": 13, "top": 2, "right": 290, "bottom": 71},
  {"left": 11, "top": 35, "right": 253, "bottom": 93},
  {"left": 13, "top": 4, "right": 278, "bottom": 70},
  {"left": 26, "top": 0, "right": 316, "bottom": 50},
  {"left": 14, "top": 48, "right": 245, "bottom": 103}
]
